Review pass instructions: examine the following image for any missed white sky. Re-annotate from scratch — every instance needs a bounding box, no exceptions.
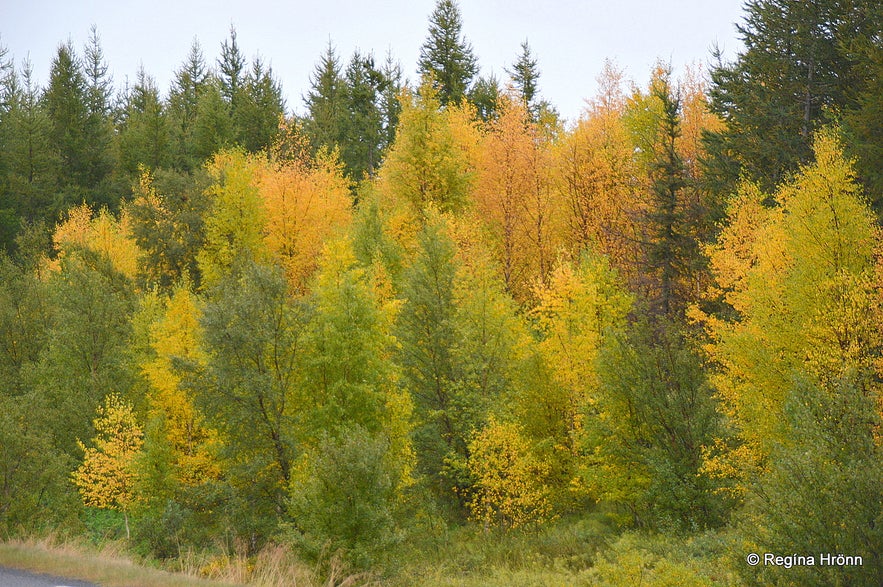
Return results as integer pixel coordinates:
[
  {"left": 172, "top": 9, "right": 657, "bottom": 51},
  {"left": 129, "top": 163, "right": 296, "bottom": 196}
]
[{"left": 1, "top": 0, "right": 746, "bottom": 123}]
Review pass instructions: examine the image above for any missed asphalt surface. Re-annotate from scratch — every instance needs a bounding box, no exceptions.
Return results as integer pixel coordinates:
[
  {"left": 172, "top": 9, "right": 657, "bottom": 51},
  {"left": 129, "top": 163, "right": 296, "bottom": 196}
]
[{"left": 0, "top": 566, "right": 97, "bottom": 587}]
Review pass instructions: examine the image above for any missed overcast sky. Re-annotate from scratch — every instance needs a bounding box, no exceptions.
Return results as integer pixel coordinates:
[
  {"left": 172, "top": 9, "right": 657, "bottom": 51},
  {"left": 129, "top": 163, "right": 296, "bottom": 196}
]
[{"left": 1, "top": 0, "right": 747, "bottom": 123}]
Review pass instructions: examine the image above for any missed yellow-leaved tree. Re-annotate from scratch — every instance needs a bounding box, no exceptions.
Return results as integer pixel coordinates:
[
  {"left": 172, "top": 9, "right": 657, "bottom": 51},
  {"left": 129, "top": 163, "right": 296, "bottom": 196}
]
[
  {"left": 467, "top": 416, "right": 551, "bottom": 530},
  {"left": 473, "top": 95, "right": 561, "bottom": 302},
  {"left": 698, "top": 129, "right": 880, "bottom": 476},
  {"left": 259, "top": 150, "right": 352, "bottom": 293},
  {"left": 197, "top": 149, "right": 270, "bottom": 288},
  {"left": 526, "top": 251, "right": 632, "bottom": 507},
  {"left": 139, "top": 284, "right": 219, "bottom": 491},
  {"left": 379, "top": 80, "right": 479, "bottom": 216},
  {"left": 51, "top": 204, "right": 141, "bottom": 281},
  {"left": 553, "top": 62, "right": 642, "bottom": 281},
  {"left": 72, "top": 394, "right": 144, "bottom": 539}
]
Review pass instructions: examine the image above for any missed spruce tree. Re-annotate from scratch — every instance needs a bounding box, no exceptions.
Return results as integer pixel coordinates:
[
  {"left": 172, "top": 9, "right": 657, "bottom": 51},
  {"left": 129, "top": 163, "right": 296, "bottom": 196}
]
[
  {"left": 235, "top": 57, "right": 284, "bottom": 152},
  {"left": 703, "top": 0, "right": 871, "bottom": 197},
  {"left": 506, "top": 40, "right": 540, "bottom": 117},
  {"left": 117, "top": 67, "right": 170, "bottom": 174},
  {"left": 168, "top": 40, "right": 209, "bottom": 170},
  {"left": 303, "top": 42, "right": 345, "bottom": 154},
  {"left": 341, "top": 51, "right": 384, "bottom": 181},
  {"left": 417, "top": 0, "right": 478, "bottom": 106},
  {"left": 217, "top": 27, "right": 245, "bottom": 108}
]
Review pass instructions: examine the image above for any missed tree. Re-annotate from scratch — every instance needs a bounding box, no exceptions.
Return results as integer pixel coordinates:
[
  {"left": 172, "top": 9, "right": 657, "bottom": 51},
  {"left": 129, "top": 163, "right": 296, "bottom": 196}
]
[
  {"left": 702, "top": 0, "right": 874, "bottom": 197},
  {"left": 554, "top": 61, "right": 642, "bottom": 283},
  {"left": 302, "top": 42, "right": 345, "bottom": 155},
  {"left": 0, "top": 59, "right": 58, "bottom": 248},
  {"left": 468, "top": 73, "right": 501, "bottom": 122},
  {"left": 128, "top": 168, "right": 211, "bottom": 290},
  {"left": 467, "top": 417, "right": 551, "bottom": 530},
  {"left": 699, "top": 129, "right": 879, "bottom": 469},
  {"left": 72, "top": 394, "right": 144, "bottom": 539},
  {"left": 192, "top": 78, "right": 234, "bottom": 162},
  {"left": 217, "top": 27, "right": 245, "bottom": 110},
  {"left": 527, "top": 251, "right": 631, "bottom": 510},
  {"left": 118, "top": 67, "right": 170, "bottom": 175},
  {"left": 258, "top": 150, "right": 352, "bottom": 293},
  {"left": 235, "top": 57, "right": 284, "bottom": 152},
  {"left": 340, "top": 51, "right": 385, "bottom": 181},
  {"left": 473, "top": 96, "right": 560, "bottom": 302},
  {"left": 736, "top": 377, "right": 883, "bottom": 587},
  {"left": 506, "top": 40, "right": 539, "bottom": 117},
  {"left": 589, "top": 320, "right": 727, "bottom": 529},
  {"left": 167, "top": 40, "right": 209, "bottom": 170},
  {"left": 625, "top": 66, "right": 698, "bottom": 317},
  {"left": 43, "top": 42, "right": 90, "bottom": 206},
  {"left": 197, "top": 260, "right": 303, "bottom": 542},
  {"left": 197, "top": 149, "right": 269, "bottom": 288},
  {"left": 396, "top": 214, "right": 459, "bottom": 505},
  {"left": 380, "top": 81, "right": 478, "bottom": 215},
  {"left": 417, "top": 0, "right": 478, "bottom": 106}
]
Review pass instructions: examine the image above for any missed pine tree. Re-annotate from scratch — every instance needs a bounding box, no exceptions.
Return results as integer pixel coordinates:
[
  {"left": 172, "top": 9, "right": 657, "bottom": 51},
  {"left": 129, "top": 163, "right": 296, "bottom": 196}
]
[{"left": 417, "top": 0, "right": 478, "bottom": 106}]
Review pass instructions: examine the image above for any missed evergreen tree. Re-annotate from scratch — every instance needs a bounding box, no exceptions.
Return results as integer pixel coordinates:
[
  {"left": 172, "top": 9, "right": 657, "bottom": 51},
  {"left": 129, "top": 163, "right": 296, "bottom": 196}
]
[
  {"left": 0, "top": 60, "right": 58, "bottom": 248},
  {"left": 506, "top": 40, "right": 540, "bottom": 117},
  {"left": 379, "top": 53, "right": 404, "bottom": 155},
  {"left": 118, "top": 67, "right": 170, "bottom": 175},
  {"left": 468, "top": 73, "right": 501, "bottom": 122},
  {"left": 303, "top": 42, "right": 345, "bottom": 155},
  {"left": 168, "top": 40, "right": 209, "bottom": 170},
  {"left": 217, "top": 26, "right": 245, "bottom": 109},
  {"left": 234, "top": 57, "right": 284, "bottom": 152},
  {"left": 192, "top": 77, "right": 234, "bottom": 162},
  {"left": 703, "top": 0, "right": 873, "bottom": 197},
  {"left": 43, "top": 42, "right": 90, "bottom": 205},
  {"left": 626, "top": 67, "right": 698, "bottom": 317},
  {"left": 341, "top": 51, "right": 384, "bottom": 181},
  {"left": 417, "top": 0, "right": 478, "bottom": 106}
]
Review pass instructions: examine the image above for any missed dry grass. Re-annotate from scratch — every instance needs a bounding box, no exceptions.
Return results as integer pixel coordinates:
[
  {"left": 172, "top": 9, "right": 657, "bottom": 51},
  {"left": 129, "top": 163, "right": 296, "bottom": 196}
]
[
  {"left": 0, "top": 536, "right": 372, "bottom": 587},
  {"left": 0, "top": 535, "right": 233, "bottom": 586}
]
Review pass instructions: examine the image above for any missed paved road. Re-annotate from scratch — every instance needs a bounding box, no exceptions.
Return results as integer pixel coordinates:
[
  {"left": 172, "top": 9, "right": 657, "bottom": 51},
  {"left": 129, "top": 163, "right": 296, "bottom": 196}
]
[{"left": 0, "top": 566, "right": 96, "bottom": 587}]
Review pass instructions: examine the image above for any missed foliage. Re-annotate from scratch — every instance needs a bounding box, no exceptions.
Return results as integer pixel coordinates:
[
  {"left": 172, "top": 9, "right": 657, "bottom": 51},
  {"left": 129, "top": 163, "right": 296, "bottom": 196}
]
[
  {"left": 418, "top": 0, "right": 478, "bottom": 106},
  {"left": 380, "top": 81, "right": 478, "bottom": 215},
  {"left": 699, "top": 129, "right": 878, "bottom": 460},
  {"left": 72, "top": 394, "right": 144, "bottom": 538},
  {"left": 467, "top": 417, "right": 551, "bottom": 530}
]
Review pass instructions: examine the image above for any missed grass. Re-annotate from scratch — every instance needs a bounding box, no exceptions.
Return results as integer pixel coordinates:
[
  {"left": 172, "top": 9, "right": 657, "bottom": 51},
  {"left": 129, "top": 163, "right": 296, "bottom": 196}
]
[
  {"left": 0, "top": 535, "right": 237, "bottom": 587},
  {"left": 0, "top": 535, "right": 370, "bottom": 587}
]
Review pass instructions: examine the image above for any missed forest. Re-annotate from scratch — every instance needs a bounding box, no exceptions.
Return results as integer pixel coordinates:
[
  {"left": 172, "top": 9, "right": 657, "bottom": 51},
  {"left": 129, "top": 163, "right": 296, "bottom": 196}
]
[{"left": 0, "top": 0, "right": 882, "bottom": 585}]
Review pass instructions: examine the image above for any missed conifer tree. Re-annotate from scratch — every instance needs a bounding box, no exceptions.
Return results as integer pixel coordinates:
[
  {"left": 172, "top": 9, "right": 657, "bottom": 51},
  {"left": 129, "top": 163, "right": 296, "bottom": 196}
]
[
  {"left": 118, "top": 68, "right": 170, "bottom": 175},
  {"left": 703, "top": 0, "right": 872, "bottom": 196},
  {"left": 417, "top": 0, "right": 478, "bottom": 106},
  {"left": 168, "top": 40, "right": 209, "bottom": 170},
  {"left": 506, "top": 40, "right": 539, "bottom": 117},
  {"left": 303, "top": 42, "right": 345, "bottom": 155}
]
